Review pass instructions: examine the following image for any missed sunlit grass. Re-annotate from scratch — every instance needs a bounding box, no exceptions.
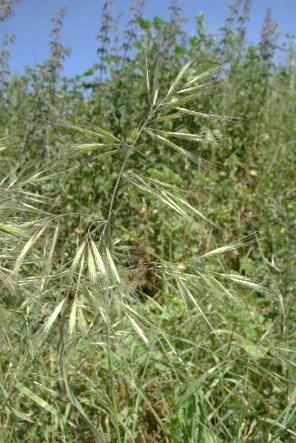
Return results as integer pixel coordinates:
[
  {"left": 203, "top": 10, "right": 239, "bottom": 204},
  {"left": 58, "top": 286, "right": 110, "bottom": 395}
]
[{"left": 0, "top": 43, "right": 295, "bottom": 443}]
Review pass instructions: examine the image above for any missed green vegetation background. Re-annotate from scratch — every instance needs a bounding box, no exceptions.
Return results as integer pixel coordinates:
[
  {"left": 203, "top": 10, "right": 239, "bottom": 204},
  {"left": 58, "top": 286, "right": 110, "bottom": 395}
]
[{"left": 0, "top": 1, "right": 295, "bottom": 441}]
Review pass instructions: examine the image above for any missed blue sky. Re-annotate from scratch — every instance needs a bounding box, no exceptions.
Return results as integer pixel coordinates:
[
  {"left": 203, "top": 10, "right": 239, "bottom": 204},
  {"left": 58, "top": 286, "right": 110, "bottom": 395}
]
[{"left": 1, "top": 0, "right": 295, "bottom": 76}]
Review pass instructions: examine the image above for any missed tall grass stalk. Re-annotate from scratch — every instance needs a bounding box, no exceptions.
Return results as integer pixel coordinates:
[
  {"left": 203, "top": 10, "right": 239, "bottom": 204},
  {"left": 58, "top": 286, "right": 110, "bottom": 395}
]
[{"left": 0, "top": 40, "right": 295, "bottom": 442}]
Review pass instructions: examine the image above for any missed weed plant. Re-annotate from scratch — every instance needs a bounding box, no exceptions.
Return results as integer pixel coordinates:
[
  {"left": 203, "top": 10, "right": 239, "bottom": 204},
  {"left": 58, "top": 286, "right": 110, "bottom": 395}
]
[{"left": 0, "top": 1, "right": 296, "bottom": 441}]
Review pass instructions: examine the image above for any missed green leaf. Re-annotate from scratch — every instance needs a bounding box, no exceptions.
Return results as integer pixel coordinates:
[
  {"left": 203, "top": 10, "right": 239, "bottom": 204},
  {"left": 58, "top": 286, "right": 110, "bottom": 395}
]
[
  {"left": 15, "top": 383, "right": 59, "bottom": 417},
  {"left": 241, "top": 339, "right": 267, "bottom": 358}
]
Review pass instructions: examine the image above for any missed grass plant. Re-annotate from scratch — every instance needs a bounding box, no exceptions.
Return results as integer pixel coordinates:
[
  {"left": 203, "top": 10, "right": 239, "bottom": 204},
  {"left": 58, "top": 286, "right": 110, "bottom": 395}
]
[{"left": 0, "top": 1, "right": 296, "bottom": 441}]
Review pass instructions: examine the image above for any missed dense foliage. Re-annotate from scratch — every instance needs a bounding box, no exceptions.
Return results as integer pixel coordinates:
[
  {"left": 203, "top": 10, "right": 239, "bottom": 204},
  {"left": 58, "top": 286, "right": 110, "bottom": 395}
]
[{"left": 0, "top": 0, "right": 295, "bottom": 441}]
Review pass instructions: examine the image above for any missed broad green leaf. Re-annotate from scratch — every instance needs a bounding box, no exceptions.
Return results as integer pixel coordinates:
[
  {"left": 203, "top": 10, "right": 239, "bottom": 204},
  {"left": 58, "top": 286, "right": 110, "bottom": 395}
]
[{"left": 241, "top": 339, "right": 267, "bottom": 358}]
